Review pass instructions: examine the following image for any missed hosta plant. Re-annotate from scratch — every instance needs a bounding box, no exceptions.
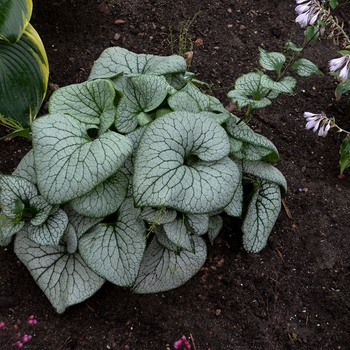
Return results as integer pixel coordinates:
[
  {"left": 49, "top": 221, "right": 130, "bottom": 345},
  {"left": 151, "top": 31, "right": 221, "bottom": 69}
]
[
  {"left": 0, "top": 47, "right": 286, "bottom": 313},
  {"left": 0, "top": 0, "right": 49, "bottom": 140}
]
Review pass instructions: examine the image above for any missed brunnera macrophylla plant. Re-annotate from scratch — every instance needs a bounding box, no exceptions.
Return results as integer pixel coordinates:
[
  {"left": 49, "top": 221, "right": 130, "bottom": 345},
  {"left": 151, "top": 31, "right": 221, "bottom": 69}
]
[
  {"left": 294, "top": 0, "right": 350, "bottom": 175},
  {"left": 0, "top": 47, "right": 287, "bottom": 313}
]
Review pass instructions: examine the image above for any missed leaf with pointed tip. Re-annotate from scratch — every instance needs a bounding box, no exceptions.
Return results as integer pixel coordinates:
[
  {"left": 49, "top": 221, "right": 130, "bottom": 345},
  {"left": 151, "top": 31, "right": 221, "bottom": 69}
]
[
  {"left": 185, "top": 213, "right": 209, "bottom": 235},
  {"left": 226, "top": 115, "right": 279, "bottom": 162},
  {"left": 163, "top": 218, "right": 194, "bottom": 252},
  {"left": 88, "top": 47, "right": 187, "bottom": 80},
  {"left": 0, "top": 212, "right": 24, "bottom": 246},
  {"left": 14, "top": 229, "right": 105, "bottom": 314},
  {"left": 258, "top": 47, "right": 286, "bottom": 75},
  {"left": 242, "top": 180, "right": 282, "bottom": 253},
  {"left": 141, "top": 207, "right": 177, "bottom": 225},
  {"left": 70, "top": 171, "right": 128, "bottom": 218},
  {"left": 114, "top": 75, "right": 171, "bottom": 133},
  {"left": 207, "top": 215, "right": 223, "bottom": 245},
  {"left": 168, "top": 83, "right": 231, "bottom": 124},
  {"left": 291, "top": 58, "right": 322, "bottom": 77},
  {"left": 29, "top": 195, "right": 54, "bottom": 226},
  {"left": 132, "top": 236, "right": 207, "bottom": 293},
  {"left": 28, "top": 207, "right": 68, "bottom": 247},
  {"left": 49, "top": 79, "right": 118, "bottom": 134},
  {"left": 133, "top": 111, "right": 240, "bottom": 213},
  {"left": 32, "top": 113, "right": 133, "bottom": 204},
  {"left": 78, "top": 198, "right": 146, "bottom": 287}
]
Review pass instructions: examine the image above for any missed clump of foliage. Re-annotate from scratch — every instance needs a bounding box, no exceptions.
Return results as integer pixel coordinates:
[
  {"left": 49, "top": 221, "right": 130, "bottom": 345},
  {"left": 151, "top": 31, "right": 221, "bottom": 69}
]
[{"left": 0, "top": 47, "right": 286, "bottom": 313}]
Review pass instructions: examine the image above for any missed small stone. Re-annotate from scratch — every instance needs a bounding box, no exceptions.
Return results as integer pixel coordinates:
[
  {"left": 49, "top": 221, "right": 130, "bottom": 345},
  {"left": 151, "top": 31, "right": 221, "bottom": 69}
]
[
  {"left": 215, "top": 309, "right": 221, "bottom": 316},
  {"left": 114, "top": 33, "right": 121, "bottom": 40},
  {"left": 239, "top": 25, "right": 246, "bottom": 30},
  {"left": 115, "top": 19, "right": 126, "bottom": 25}
]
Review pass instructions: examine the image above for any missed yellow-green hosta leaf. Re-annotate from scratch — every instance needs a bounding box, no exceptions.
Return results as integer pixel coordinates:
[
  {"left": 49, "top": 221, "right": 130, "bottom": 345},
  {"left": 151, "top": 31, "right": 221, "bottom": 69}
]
[
  {"left": 0, "top": 23, "right": 49, "bottom": 127},
  {"left": 0, "top": 0, "right": 32, "bottom": 43}
]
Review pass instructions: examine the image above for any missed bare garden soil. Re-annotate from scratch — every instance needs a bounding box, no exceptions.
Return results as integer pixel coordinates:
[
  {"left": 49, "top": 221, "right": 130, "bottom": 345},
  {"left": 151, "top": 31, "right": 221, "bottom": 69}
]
[{"left": 1, "top": 0, "right": 350, "bottom": 349}]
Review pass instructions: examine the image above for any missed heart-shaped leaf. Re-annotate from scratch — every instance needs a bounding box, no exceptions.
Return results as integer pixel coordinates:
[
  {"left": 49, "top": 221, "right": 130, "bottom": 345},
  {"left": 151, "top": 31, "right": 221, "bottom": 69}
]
[
  {"left": 258, "top": 47, "right": 286, "bottom": 75},
  {"left": 114, "top": 75, "right": 171, "bottom": 133},
  {"left": 79, "top": 198, "right": 146, "bottom": 286},
  {"left": 49, "top": 79, "right": 119, "bottom": 134},
  {"left": 291, "top": 58, "right": 322, "bottom": 77},
  {"left": 132, "top": 235, "right": 207, "bottom": 293},
  {"left": 163, "top": 218, "right": 194, "bottom": 252},
  {"left": 88, "top": 46, "right": 187, "bottom": 80},
  {"left": 32, "top": 113, "right": 133, "bottom": 204},
  {"left": 14, "top": 229, "right": 105, "bottom": 314},
  {"left": 70, "top": 171, "right": 128, "bottom": 218},
  {"left": 133, "top": 111, "right": 240, "bottom": 213}
]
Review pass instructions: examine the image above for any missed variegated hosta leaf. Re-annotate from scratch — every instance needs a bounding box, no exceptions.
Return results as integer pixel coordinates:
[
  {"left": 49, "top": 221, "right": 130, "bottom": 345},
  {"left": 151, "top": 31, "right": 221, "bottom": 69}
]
[
  {"left": 163, "top": 218, "right": 194, "bottom": 252},
  {"left": 0, "top": 0, "right": 32, "bottom": 43},
  {"left": 0, "top": 212, "right": 24, "bottom": 246},
  {"left": 28, "top": 207, "right": 68, "bottom": 247},
  {"left": 207, "top": 215, "right": 223, "bottom": 245},
  {"left": 133, "top": 111, "right": 240, "bottom": 213},
  {"left": 132, "top": 235, "right": 207, "bottom": 293},
  {"left": 242, "top": 180, "right": 282, "bottom": 253},
  {"left": 70, "top": 171, "right": 128, "bottom": 218},
  {"left": 49, "top": 79, "right": 118, "bottom": 134},
  {"left": 114, "top": 74, "right": 171, "bottom": 133},
  {"left": 13, "top": 149, "right": 36, "bottom": 184},
  {"left": 0, "top": 174, "right": 38, "bottom": 218},
  {"left": 88, "top": 46, "right": 187, "bottom": 80},
  {"left": 141, "top": 207, "right": 177, "bottom": 225},
  {"left": 225, "top": 115, "right": 279, "bottom": 162},
  {"left": 0, "top": 23, "right": 49, "bottom": 127},
  {"left": 168, "top": 82, "right": 231, "bottom": 124},
  {"left": 185, "top": 213, "right": 209, "bottom": 235},
  {"left": 78, "top": 198, "right": 146, "bottom": 287},
  {"left": 14, "top": 229, "right": 105, "bottom": 314},
  {"left": 242, "top": 160, "right": 287, "bottom": 194},
  {"left": 32, "top": 113, "right": 133, "bottom": 204}
]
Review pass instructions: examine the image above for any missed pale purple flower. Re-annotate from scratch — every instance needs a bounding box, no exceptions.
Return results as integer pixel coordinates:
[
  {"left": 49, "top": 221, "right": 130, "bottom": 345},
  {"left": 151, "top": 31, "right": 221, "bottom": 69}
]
[
  {"left": 295, "top": 0, "right": 321, "bottom": 27},
  {"left": 329, "top": 55, "right": 350, "bottom": 81},
  {"left": 304, "top": 112, "right": 332, "bottom": 137}
]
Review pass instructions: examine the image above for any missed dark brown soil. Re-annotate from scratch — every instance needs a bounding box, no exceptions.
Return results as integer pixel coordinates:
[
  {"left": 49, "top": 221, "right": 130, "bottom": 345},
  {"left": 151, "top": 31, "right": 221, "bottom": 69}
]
[{"left": 1, "top": 0, "right": 350, "bottom": 349}]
